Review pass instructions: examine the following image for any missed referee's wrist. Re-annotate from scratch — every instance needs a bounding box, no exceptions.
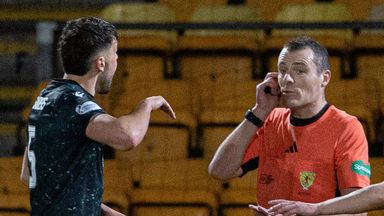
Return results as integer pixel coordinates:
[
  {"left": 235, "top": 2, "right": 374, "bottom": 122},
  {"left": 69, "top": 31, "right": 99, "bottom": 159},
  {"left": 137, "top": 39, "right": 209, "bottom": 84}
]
[
  {"left": 251, "top": 105, "right": 269, "bottom": 121},
  {"left": 245, "top": 109, "right": 264, "bottom": 128}
]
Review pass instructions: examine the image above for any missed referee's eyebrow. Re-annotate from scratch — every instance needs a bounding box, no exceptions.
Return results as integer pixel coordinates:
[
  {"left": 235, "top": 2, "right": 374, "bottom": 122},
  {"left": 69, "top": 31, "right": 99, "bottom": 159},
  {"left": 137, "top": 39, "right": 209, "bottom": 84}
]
[
  {"left": 278, "top": 61, "right": 308, "bottom": 68},
  {"left": 292, "top": 62, "right": 307, "bottom": 66}
]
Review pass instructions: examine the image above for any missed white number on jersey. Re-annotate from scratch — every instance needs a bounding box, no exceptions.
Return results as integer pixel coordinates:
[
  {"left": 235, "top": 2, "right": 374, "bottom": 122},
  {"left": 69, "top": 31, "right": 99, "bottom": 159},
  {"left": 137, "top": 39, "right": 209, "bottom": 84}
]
[{"left": 27, "top": 125, "right": 37, "bottom": 189}]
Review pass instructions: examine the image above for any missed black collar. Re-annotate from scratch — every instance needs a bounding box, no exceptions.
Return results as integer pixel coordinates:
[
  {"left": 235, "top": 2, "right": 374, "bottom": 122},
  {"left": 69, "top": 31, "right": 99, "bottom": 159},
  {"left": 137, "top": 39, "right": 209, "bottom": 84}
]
[
  {"left": 290, "top": 103, "right": 330, "bottom": 126},
  {"left": 52, "top": 78, "right": 94, "bottom": 98}
]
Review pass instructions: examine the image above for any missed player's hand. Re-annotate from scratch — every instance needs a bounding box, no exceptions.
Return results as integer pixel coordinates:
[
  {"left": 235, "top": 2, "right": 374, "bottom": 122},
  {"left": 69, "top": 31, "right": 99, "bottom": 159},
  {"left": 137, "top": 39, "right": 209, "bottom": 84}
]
[
  {"left": 143, "top": 96, "right": 176, "bottom": 119},
  {"left": 101, "top": 203, "right": 126, "bottom": 216},
  {"left": 249, "top": 204, "right": 270, "bottom": 216},
  {"left": 268, "top": 199, "right": 318, "bottom": 216},
  {"left": 255, "top": 72, "right": 281, "bottom": 117}
]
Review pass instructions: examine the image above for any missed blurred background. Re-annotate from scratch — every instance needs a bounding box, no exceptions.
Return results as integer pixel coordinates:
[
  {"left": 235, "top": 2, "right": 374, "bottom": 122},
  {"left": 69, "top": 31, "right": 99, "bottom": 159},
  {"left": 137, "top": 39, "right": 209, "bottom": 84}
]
[{"left": 0, "top": 0, "right": 384, "bottom": 215}]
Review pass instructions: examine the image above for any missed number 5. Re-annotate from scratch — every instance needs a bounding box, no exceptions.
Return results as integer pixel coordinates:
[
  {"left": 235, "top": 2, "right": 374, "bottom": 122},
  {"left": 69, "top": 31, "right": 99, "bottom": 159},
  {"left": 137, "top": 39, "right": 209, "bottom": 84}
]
[{"left": 27, "top": 125, "right": 37, "bottom": 189}]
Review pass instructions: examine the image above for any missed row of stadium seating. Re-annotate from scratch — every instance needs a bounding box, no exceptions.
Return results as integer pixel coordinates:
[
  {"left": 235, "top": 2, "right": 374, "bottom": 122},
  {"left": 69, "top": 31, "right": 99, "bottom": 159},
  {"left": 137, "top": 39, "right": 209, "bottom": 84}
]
[
  {"left": 159, "top": 0, "right": 384, "bottom": 22},
  {"left": 0, "top": 0, "right": 382, "bottom": 22},
  {"left": 1, "top": 156, "right": 383, "bottom": 216},
  {"left": 0, "top": 1, "right": 384, "bottom": 215}
]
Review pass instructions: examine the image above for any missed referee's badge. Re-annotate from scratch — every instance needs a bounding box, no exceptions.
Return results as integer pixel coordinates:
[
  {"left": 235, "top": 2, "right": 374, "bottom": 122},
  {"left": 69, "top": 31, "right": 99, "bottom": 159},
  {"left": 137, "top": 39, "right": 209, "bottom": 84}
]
[{"left": 299, "top": 171, "right": 316, "bottom": 190}]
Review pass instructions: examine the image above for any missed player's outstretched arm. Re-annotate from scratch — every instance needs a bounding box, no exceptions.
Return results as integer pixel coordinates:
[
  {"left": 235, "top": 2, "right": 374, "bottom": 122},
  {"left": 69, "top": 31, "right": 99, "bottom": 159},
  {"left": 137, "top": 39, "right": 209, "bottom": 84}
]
[
  {"left": 268, "top": 182, "right": 384, "bottom": 216},
  {"left": 101, "top": 203, "right": 125, "bottom": 216},
  {"left": 86, "top": 96, "right": 176, "bottom": 151}
]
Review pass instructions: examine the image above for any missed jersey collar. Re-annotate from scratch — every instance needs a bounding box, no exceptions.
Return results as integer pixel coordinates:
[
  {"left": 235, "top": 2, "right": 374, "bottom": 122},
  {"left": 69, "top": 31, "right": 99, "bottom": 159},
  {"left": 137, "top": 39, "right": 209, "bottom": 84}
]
[{"left": 290, "top": 103, "right": 330, "bottom": 126}]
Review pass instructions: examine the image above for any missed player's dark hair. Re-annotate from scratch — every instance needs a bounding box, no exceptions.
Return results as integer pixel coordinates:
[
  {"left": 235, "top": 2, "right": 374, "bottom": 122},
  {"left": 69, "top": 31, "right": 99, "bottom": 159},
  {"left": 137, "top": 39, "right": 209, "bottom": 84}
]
[
  {"left": 284, "top": 36, "right": 330, "bottom": 74},
  {"left": 58, "top": 17, "right": 118, "bottom": 76}
]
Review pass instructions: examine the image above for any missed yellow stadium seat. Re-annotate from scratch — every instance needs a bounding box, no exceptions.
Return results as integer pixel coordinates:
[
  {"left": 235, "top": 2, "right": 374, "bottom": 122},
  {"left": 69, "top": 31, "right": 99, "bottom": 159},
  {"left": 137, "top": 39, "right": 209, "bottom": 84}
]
[
  {"left": 130, "top": 205, "right": 211, "bottom": 216},
  {"left": 109, "top": 77, "right": 196, "bottom": 128},
  {"left": 0, "top": 157, "right": 30, "bottom": 212},
  {"left": 199, "top": 126, "right": 236, "bottom": 162},
  {"left": 179, "top": 53, "right": 260, "bottom": 121},
  {"left": 219, "top": 207, "right": 254, "bottom": 216},
  {"left": 159, "top": 0, "right": 228, "bottom": 22},
  {"left": 0, "top": 85, "right": 34, "bottom": 131},
  {"left": 352, "top": 3, "right": 384, "bottom": 50},
  {"left": 219, "top": 165, "right": 258, "bottom": 216},
  {"left": 271, "top": 3, "right": 353, "bottom": 42},
  {"left": 172, "top": 5, "right": 264, "bottom": 125},
  {"left": 195, "top": 81, "right": 259, "bottom": 161},
  {"left": 221, "top": 167, "right": 258, "bottom": 196},
  {"left": 185, "top": 5, "right": 264, "bottom": 43},
  {"left": 368, "top": 157, "right": 384, "bottom": 215},
  {"left": 0, "top": 157, "right": 29, "bottom": 195},
  {"left": 369, "top": 210, "right": 384, "bottom": 216},
  {"left": 352, "top": 62, "right": 384, "bottom": 113},
  {"left": 199, "top": 80, "right": 260, "bottom": 123},
  {"left": 370, "top": 157, "right": 384, "bottom": 184},
  {"left": 0, "top": 123, "right": 18, "bottom": 139},
  {"left": 128, "top": 160, "right": 217, "bottom": 190},
  {"left": 94, "top": 94, "right": 110, "bottom": 113},
  {"left": 351, "top": 4, "right": 384, "bottom": 112},
  {"left": 100, "top": 2, "right": 177, "bottom": 43},
  {"left": 177, "top": 4, "right": 263, "bottom": 80},
  {"left": 108, "top": 56, "right": 165, "bottom": 103},
  {"left": 127, "top": 159, "right": 218, "bottom": 216},
  {"left": 0, "top": 194, "right": 30, "bottom": 213},
  {"left": 358, "top": 4, "right": 384, "bottom": 35},
  {"left": 326, "top": 79, "right": 380, "bottom": 144},
  {"left": 196, "top": 124, "right": 258, "bottom": 215},
  {"left": 0, "top": 42, "right": 36, "bottom": 56},
  {"left": 103, "top": 159, "right": 130, "bottom": 215},
  {"left": 100, "top": 2, "right": 177, "bottom": 79},
  {"left": 115, "top": 125, "right": 191, "bottom": 163},
  {"left": 0, "top": 212, "right": 30, "bottom": 216}
]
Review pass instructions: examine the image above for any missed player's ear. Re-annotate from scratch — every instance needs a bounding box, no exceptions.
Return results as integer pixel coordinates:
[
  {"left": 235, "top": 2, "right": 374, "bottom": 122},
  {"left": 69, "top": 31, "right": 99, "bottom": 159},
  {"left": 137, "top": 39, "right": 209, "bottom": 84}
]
[{"left": 95, "top": 56, "right": 105, "bottom": 73}]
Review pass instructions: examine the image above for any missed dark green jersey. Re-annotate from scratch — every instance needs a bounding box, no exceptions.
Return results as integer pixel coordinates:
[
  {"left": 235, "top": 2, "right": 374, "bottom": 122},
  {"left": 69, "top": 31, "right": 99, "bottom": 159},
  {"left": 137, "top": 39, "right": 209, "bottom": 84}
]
[{"left": 27, "top": 79, "right": 105, "bottom": 216}]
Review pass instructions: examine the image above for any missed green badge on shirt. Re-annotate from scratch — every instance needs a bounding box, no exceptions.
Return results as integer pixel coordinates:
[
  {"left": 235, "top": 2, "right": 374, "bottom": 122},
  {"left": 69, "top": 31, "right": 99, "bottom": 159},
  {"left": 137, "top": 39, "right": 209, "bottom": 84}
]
[
  {"left": 300, "top": 171, "right": 316, "bottom": 190},
  {"left": 351, "top": 160, "right": 371, "bottom": 177}
]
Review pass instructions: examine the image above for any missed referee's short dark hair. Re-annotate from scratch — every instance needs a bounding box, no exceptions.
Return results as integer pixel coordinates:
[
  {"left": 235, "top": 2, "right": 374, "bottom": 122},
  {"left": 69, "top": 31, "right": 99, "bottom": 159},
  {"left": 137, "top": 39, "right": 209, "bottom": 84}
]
[{"left": 284, "top": 36, "right": 330, "bottom": 74}]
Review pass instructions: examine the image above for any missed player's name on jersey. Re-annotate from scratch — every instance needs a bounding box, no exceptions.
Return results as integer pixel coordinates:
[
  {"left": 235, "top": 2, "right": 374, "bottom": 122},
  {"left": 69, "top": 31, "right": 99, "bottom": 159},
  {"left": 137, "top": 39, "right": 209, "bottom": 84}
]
[{"left": 32, "top": 96, "right": 48, "bottom": 110}]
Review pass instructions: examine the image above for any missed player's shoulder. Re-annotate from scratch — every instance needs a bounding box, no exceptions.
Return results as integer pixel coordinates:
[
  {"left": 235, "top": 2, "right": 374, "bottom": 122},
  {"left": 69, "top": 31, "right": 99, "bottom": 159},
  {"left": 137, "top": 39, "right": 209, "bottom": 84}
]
[
  {"left": 49, "top": 80, "right": 92, "bottom": 103},
  {"left": 40, "top": 79, "right": 99, "bottom": 114}
]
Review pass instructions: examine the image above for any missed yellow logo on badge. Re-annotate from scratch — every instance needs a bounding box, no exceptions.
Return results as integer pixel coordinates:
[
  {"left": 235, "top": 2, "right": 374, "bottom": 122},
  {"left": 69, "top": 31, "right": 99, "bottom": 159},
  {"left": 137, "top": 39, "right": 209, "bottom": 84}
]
[{"left": 300, "top": 171, "right": 316, "bottom": 190}]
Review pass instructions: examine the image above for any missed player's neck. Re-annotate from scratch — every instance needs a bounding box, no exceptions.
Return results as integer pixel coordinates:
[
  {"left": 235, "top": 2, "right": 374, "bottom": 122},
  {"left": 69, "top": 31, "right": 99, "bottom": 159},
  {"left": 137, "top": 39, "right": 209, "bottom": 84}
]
[{"left": 63, "top": 73, "right": 97, "bottom": 96}]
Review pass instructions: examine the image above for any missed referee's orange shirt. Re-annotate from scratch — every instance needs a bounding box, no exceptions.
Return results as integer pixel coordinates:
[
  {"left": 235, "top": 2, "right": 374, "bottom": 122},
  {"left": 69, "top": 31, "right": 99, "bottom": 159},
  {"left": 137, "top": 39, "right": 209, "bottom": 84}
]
[{"left": 241, "top": 105, "right": 370, "bottom": 208}]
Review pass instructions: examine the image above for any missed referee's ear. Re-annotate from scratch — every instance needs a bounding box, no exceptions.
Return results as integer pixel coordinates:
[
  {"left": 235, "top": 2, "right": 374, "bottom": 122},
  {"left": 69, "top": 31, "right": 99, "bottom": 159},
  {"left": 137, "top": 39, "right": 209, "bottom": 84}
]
[{"left": 321, "top": 69, "right": 331, "bottom": 88}]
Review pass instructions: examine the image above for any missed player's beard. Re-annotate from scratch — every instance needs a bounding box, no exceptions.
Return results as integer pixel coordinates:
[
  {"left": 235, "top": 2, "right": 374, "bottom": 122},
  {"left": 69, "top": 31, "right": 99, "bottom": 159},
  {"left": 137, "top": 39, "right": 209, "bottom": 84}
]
[{"left": 96, "top": 73, "right": 112, "bottom": 94}]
